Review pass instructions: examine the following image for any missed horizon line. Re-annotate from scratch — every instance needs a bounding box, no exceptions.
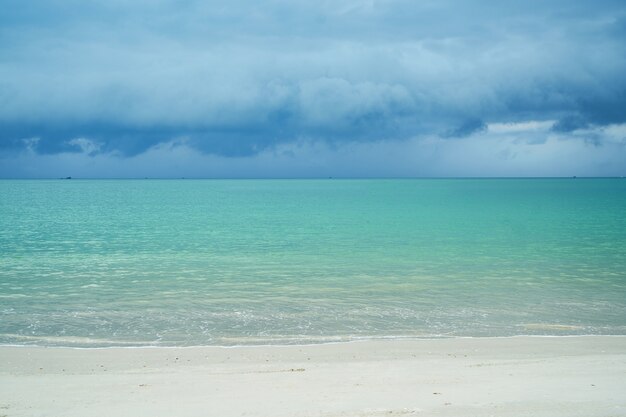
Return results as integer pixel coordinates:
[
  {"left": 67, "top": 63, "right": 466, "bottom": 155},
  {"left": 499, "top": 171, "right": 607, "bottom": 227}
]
[{"left": 1, "top": 176, "right": 625, "bottom": 180}]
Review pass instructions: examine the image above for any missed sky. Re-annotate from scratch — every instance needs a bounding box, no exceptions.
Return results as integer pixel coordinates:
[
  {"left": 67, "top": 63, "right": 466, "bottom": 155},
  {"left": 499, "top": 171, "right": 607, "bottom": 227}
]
[{"left": 1, "top": 0, "right": 625, "bottom": 178}]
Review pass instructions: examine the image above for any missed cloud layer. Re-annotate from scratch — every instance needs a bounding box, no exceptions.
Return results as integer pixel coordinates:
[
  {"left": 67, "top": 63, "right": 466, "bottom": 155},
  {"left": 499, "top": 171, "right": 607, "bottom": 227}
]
[{"left": 1, "top": 0, "right": 625, "bottom": 175}]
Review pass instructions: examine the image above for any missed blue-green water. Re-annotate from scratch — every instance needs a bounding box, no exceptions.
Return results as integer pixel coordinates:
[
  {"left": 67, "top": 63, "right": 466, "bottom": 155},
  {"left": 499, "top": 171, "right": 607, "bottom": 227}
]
[{"left": 1, "top": 179, "right": 625, "bottom": 347}]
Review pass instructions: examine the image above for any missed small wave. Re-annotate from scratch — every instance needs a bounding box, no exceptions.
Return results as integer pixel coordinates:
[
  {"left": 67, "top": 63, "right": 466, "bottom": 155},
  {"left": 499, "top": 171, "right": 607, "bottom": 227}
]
[
  {"left": 520, "top": 323, "right": 584, "bottom": 331},
  {"left": 0, "top": 333, "right": 154, "bottom": 346}
]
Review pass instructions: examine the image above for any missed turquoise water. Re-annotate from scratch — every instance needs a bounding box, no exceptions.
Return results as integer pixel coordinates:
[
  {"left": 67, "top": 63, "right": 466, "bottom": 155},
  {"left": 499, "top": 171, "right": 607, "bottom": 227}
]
[{"left": 1, "top": 179, "right": 625, "bottom": 347}]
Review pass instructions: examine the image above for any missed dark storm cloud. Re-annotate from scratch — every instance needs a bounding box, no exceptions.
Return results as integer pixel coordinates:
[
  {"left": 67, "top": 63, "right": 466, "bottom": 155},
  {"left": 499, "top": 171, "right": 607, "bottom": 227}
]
[
  {"left": 551, "top": 116, "right": 589, "bottom": 133},
  {"left": 1, "top": 0, "right": 626, "bottom": 158},
  {"left": 443, "top": 119, "right": 487, "bottom": 138}
]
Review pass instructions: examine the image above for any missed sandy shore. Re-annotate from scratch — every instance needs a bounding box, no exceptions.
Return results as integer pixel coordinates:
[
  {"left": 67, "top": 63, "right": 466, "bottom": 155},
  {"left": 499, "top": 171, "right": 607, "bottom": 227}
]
[{"left": 1, "top": 336, "right": 625, "bottom": 417}]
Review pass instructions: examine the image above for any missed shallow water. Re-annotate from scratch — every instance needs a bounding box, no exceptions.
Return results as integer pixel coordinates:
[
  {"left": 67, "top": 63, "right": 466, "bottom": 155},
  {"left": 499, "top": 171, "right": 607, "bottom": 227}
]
[{"left": 1, "top": 179, "right": 625, "bottom": 347}]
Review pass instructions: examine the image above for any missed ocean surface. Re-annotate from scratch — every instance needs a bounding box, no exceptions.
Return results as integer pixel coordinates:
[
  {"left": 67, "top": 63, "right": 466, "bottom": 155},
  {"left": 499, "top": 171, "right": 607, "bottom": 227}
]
[{"left": 1, "top": 179, "right": 625, "bottom": 347}]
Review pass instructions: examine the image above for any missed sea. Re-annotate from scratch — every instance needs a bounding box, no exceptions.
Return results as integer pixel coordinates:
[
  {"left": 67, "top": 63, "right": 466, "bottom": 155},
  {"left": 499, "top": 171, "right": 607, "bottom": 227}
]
[{"left": 1, "top": 178, "right": 625, "bottom": 347}]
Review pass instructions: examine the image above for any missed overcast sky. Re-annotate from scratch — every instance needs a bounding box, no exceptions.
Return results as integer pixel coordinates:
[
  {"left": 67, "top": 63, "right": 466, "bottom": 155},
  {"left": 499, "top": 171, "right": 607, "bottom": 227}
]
[{"left": 1, "top": 0, "right": 625, "bottom": 177}]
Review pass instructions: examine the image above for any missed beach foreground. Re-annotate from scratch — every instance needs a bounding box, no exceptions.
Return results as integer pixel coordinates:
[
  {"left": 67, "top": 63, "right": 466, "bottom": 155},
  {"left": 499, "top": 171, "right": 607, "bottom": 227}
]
[{"left": 1, "top": 336, "right": 625, "bottom": 417}]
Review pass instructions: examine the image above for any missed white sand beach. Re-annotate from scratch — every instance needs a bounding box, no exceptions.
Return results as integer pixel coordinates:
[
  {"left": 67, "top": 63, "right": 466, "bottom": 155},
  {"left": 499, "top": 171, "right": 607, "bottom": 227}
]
[{"left": 1, "top": 336, "right": 625, "bottom": 417}]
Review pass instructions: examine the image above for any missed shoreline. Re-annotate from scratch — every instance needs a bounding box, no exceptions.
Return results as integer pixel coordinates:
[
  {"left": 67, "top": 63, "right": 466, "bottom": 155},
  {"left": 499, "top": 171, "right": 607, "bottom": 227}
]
[
  {"left": 2, "top": 333, "right": 626, "bottom": 350},
  {"left": 2, "top": 336, "right": 625, "bottom": 417}
]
